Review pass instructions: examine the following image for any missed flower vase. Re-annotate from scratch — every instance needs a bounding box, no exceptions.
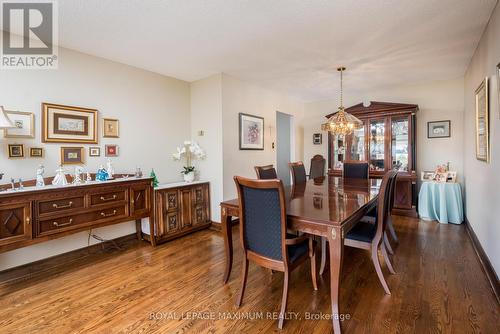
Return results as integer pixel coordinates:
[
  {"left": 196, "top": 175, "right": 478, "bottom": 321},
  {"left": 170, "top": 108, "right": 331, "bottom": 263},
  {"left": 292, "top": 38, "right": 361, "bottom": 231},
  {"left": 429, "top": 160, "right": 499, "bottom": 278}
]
[{"left": 183, "top": 171, "right": 195, "bottom": 183}]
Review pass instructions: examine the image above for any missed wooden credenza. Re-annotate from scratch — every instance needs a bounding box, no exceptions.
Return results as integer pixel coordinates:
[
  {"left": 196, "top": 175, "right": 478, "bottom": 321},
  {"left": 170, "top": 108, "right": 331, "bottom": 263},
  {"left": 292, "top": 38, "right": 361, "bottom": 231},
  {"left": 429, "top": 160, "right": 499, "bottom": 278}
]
[
  {"left": 0, "top": 177, "right": 154, "bottom": 253},
  {"left": 145, "top": 181, "right": 211, "bottom": 244}
]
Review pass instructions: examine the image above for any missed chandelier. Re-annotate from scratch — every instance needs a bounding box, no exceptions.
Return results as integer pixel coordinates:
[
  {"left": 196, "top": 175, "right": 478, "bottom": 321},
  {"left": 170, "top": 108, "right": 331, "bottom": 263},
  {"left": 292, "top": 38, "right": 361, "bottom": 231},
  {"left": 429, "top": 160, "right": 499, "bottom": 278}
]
[{"left": 321, "top": 67, "right": 363, "bottom": 136}]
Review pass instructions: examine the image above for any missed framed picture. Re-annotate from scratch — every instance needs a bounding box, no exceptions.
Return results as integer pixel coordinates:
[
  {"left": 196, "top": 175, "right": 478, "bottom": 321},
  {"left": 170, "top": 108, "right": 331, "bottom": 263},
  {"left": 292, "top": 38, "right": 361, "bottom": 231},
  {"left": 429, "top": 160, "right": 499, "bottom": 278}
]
[
  {"left": 89, "top": 147, "right": 101, "bottom": 157},
  {"left": 421, "top": 171, "right": 435, "bottom": 182},
  {"left": 30, "top": 147, "right": 43, "bottom": 158},
  {"left": 313, "top": 133, "right": 322, "bottom": 145},
  {"left": 3, "top": 111, "right": 34, "bottom": 138},
  {"left": 239, "top": 113, "right": 264, "bottom": 150},
  {"left": 497, "top": 62, "right": 499, "bottom": 118},
  {"left": 42, "top": 103, "right": 98, "bottom": 143},
  {"left": 427, "top": 120, "right": 450, "bottom": 138},
  {"left": 103, "top": 118, "right": 119, "bottom": 138},
  {"left": 61, "top": 147, "right": 84, "bottom": 165},
  {"left": 8, "top": 144, "right": 24, "bottom": 158},
  {"left": 434, "top": 172, "right": 448, "bottom": 183},
  {"left": 105, "top": 144, "right": 119, "bottom": 157},
  {"left": 475, "top": 78, "right": 489, "bottom": 162},
  {"left": 446, "top": 171, "right": 457, "bottom": 183}
]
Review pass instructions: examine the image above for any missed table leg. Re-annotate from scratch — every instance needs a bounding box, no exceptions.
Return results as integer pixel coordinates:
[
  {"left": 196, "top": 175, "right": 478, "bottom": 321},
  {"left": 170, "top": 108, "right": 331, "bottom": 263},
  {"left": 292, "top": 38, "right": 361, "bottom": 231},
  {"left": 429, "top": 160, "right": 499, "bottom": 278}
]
[
  {"left": 328, "top": 226, "right": 344, "bottom": 334},
  {"left": 135, "top": 219, "right": 142, "bottom": 240},
  {"left": 222, "top": 207, "right": 234, "bottom": 284}
]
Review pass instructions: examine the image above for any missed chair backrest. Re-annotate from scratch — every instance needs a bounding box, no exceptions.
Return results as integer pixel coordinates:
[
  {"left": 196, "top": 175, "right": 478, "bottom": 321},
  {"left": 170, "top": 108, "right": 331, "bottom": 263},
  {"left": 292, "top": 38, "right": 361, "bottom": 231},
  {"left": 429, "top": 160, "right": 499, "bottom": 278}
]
[
  {"left": 254, "top": 165, "right": 278, "bottom": 179},
  {"left": 375, "top": 170, "right": 398, "bottom": 241},
  {"left": 234, "top": 176, "right": 288, "bottom": 264},
  {"left": 309, "top": 155, "right": 326, "bottom": 180},
  {"left": 343, "top": 161, "right": 369, "bottom": 179},
  {"left": 289, "top": 161, "right": 307, "bottom": 184}
]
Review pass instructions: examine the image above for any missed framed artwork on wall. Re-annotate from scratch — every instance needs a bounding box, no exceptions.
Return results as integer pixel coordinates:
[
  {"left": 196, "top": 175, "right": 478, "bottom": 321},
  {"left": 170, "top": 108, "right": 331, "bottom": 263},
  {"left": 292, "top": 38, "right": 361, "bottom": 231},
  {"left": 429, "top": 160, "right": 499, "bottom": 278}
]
[
  {"left": 103, "top": 118, "right": 119, "bottom": 138},
  {"left": 313, "top": 133, "right": 322, "bottom": 144},
  {"left": 427, "top": 120, "right": 450, "bottom": 138},
  {"left": 61, "top": 147, "right": 84, "bottom": 165},
  {"left": 3, "top": 111, "right": 35, "bottom": 138},
  {"left": 105, "top": 144, "right": 119, "bottom": 157},
  {"left": 42, "top": 103, "right": 98, "bottom": 143},
  {"left": 239, "top": 113, "right": 264, "bottom": 150},
  {"left": 8, "top": 144, "right": 24, "bottom": 158},
  {"left": 497, "top": 62, "right": 500, "bottom": 118},
  {"left": 30, "top": 147, "right": 43, "bottom": 158},
  {"left": 475, "top": 78, "right": 489, "bottom": 162},
  {"left": 89, "top": 147, "right": 101, "bottom": 157}
]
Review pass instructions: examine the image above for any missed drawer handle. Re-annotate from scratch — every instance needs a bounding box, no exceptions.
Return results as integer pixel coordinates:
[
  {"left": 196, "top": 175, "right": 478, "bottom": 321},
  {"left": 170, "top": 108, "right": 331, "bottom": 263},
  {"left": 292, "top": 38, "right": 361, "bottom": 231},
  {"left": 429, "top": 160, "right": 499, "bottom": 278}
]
[
  {"left": 53, "top": 201, "right": 73, "bottom": 209},
  {"left": 101, "top": 210, "right": 117, "bottom": 217},
  {"left": 100, "top": 195, "right": 117, "bottom": 202},
  {"left": 53, "top": 219, "right": 73, "bottom": 227},
  {"left": 26, "top": 217, "right": 30, "bottom": 225}
]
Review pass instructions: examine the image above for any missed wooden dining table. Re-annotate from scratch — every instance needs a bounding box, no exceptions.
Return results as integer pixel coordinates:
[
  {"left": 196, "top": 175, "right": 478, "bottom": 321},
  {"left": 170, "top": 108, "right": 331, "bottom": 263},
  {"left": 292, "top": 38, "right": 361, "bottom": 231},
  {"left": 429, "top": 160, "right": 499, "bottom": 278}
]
[{"left": 220, "top": 176, "right": 382, "bottom": 333}]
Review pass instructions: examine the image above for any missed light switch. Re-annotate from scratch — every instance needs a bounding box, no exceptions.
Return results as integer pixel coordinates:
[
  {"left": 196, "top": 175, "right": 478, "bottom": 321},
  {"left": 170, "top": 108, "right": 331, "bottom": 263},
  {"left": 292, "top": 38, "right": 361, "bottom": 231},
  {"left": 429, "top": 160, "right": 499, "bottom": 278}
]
[{"left": 197, "top": 130, "right": 204, "bottom": 136}]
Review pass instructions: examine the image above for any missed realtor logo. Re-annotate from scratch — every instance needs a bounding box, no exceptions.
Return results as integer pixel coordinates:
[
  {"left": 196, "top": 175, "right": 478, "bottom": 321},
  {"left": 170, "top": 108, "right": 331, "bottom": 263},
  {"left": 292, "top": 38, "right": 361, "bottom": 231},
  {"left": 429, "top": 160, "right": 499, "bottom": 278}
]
[{"left": 1, "top": 1, "right": 58, "bottom": 69}]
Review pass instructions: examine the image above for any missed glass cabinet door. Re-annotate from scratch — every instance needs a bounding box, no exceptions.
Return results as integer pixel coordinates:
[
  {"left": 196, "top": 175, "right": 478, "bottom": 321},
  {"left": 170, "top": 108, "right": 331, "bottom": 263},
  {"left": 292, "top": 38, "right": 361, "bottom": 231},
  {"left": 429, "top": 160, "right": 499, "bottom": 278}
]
[
  {"left": 332, "top": 135, "right": 345, "bottom": 170},
  {"left": 391, "top": 118, "right": 409, "bottom": 171},
  {"left": 348, "top": 125, "right": 365, "bottom": 161},
  {"left": 369, "top": 119, "right": 385, "bottom": 171}
]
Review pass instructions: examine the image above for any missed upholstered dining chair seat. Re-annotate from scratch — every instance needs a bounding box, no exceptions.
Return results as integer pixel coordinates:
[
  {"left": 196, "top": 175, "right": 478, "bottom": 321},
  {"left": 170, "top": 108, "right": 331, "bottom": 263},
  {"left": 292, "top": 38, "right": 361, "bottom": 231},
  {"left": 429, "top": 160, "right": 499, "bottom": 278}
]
[{"left": 346, "top": 221, "right": 377, "bottom": 243}]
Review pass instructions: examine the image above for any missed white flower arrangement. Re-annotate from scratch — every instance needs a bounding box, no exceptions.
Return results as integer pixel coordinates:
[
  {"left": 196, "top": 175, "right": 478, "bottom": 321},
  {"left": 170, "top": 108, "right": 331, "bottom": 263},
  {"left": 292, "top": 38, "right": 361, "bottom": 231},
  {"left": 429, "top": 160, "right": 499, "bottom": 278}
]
[{"left": 172, "top": 141, "right": 206, "bottom": 176}]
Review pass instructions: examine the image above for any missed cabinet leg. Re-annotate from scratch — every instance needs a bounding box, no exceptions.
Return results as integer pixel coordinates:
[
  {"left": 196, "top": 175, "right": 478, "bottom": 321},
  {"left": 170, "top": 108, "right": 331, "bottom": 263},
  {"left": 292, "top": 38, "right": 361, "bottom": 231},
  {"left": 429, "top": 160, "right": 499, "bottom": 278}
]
[{"left": 135, "top": 219, "right": 142, "bottom": 241}]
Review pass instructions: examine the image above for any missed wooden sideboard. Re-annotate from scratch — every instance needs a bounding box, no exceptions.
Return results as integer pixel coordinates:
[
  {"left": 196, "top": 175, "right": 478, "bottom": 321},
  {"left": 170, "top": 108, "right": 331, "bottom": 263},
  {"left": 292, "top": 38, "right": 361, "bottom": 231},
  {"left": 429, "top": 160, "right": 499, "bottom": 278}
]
[
  {"left": 0, "top": 177, "right": 154, "bottom": 253},
  {"left": 143, "top": 181, "right": 211, "bottom": 244}
]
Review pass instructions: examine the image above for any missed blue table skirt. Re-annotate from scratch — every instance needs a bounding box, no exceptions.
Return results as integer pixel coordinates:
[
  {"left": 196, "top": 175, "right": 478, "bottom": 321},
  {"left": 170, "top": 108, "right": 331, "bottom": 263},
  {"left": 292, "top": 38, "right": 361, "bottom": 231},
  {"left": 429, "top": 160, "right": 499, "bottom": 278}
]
[{"left": 418, "top": 182, "right": 464, "bottom": 224}]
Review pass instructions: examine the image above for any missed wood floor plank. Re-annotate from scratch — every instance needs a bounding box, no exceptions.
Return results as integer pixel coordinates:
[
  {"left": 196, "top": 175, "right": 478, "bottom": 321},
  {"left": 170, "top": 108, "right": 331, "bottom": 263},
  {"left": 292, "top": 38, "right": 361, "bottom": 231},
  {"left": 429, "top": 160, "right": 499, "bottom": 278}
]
[{"left": 0, "top": 217, "right": 498, "bottom": 334}]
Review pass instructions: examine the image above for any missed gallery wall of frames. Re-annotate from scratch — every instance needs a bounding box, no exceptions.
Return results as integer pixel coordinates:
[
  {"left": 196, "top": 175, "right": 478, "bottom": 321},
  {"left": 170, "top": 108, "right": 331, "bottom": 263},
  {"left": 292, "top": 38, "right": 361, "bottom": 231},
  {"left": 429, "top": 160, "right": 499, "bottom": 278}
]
[{"left": 4, "top": 102, "right": 120, "bottom": 163}]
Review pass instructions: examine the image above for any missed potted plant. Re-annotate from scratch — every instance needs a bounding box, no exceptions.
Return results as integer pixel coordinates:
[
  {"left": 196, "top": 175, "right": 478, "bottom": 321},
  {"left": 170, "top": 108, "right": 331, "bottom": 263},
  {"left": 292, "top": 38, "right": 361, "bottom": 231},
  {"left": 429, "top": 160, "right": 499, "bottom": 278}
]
[{"left": 172, "top": 141, "right": 205, "bottom": 182}]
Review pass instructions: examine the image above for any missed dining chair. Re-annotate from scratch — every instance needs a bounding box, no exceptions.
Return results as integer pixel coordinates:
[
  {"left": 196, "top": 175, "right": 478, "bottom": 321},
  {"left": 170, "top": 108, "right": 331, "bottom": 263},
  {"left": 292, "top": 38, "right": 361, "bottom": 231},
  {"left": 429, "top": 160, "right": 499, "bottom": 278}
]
[
  {"left": 309, "top": 155, "right": 326, "bottom": 179},
  {"left": 343, "top": 170, "right": 398, "bottom": 294},
  {"left": 289, "top": 161, "right": 307, "bottom": 184},
  {"left": 233, "top": 176, "right": 317, "bottom": 329},
  {"left": 254, "top": 164, "right": 278, "bottom": 179},
  {"left": 343, "top": 161, "right": 369, "bottom": 179}
]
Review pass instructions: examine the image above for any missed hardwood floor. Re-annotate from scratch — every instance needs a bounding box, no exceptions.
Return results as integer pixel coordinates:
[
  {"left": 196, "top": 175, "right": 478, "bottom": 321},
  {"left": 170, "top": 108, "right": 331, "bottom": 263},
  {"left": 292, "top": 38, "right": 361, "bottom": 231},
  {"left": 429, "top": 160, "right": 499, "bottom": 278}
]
[{"left": 0, "top": 216, "right": 498, "bottom": 333}]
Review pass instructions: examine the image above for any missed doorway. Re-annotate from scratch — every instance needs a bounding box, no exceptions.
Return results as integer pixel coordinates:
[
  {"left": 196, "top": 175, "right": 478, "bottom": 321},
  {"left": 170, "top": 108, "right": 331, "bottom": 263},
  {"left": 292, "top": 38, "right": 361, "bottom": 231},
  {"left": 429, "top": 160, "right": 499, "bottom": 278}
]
[{"left": 276, "top": 111, "right": 294, "bottom": 186}]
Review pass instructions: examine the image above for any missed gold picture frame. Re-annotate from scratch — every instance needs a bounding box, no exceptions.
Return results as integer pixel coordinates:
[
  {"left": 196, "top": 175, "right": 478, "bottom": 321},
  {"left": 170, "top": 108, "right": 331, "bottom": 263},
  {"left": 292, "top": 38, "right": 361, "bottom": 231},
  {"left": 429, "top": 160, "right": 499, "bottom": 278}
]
[
  {"left": 4, "top": 111, "right": 35, "bottom": 138},
  {"left": 60, "top": 147, "right": 85, "bottom": 165},
  {"left": 103, "top": 118, "right": 119, "bottom": 138},
  {"left": 8, "top": 144, "right": 24, "bottom": 158},
  {"left": 42, "top": 103, "right": 98, "bottom": 144},
  {"left": 475, "top": 78, "right": 489, "bottom": 162},
  {"left": 497, "top": 62, "right": 500, "bottom": 118},
  {"left": 30, "top": 147, "right": 44, "bottom": 158}
]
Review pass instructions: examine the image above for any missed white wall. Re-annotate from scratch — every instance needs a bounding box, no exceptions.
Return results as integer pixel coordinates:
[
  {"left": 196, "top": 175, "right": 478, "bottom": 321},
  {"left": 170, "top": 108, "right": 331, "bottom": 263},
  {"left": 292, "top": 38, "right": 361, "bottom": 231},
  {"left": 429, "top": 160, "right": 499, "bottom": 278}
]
[
  {"left": 0, "top": 47, "right": 191, "bottom": 270},
  {"left": 303, "top": 77, "right": 465, "bottom": 180},
  {"left": 463, "top": 2, "right": 500, "bottom": 273},
  {"left": 190, "top": 74, "right": 224, "bottom": 221},
  {"left": 221, "top": 74, "right": 304, "bottom": 200}
]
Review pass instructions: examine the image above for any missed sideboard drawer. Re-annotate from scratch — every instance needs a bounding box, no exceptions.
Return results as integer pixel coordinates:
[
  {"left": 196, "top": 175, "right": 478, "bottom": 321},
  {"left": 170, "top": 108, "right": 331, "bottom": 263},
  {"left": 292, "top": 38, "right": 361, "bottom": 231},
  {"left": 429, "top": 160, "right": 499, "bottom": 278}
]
[
  {"left": 38, "top": 196, "right": 85, "bottom": 215},
  {"left": 37, "top": 205, "right": 128, "bottom": 236},
  {"left": 90, "top": 189, "right": 127, "bottom": 206},
  {"left": 38, "top": 213, "right": 92, "bottom": 235}
]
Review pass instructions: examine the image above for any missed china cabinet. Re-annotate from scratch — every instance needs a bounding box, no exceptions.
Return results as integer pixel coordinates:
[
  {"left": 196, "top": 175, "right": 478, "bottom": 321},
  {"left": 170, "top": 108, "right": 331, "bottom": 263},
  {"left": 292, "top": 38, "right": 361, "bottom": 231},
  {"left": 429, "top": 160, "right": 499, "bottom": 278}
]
[{"left": 327, "top": 101, "right": 418, "bottom": 217}]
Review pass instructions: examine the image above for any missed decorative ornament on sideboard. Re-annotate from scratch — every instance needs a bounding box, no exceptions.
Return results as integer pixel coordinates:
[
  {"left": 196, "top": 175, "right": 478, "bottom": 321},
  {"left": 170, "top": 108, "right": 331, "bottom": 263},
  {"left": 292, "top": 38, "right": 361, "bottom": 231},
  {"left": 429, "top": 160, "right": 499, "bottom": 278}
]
[{"left": 172, "top": 141, "right": 206, "bottom": 183}]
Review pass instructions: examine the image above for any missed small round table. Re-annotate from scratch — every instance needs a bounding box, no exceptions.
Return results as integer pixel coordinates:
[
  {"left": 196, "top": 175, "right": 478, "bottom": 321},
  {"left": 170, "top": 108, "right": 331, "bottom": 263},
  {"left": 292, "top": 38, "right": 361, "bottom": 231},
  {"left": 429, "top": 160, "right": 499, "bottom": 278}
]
[{"left": 418, "top": 182, "right": 464, "bottom": 224}]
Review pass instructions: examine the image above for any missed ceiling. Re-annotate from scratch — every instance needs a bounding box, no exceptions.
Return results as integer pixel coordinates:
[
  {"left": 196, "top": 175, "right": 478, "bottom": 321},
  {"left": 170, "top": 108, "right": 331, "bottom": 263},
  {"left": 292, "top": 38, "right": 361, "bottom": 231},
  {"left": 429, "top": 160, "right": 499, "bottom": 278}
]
[{"left": 55, "top": 0, "right": 497, "bottom": 101}]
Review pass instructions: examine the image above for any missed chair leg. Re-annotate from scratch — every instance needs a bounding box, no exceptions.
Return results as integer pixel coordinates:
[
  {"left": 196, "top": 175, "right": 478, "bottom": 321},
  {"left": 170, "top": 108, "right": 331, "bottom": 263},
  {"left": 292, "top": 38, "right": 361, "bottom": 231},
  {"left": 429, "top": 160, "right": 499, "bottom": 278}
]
[
  {"left": 381, "top": 239, "right": 396, "bottom": 275},
  {"left": 320, "top": 237, "right": 327, "bottom": 275},
  {"left": 384, "top": 232, "right": 394, "bottom": 255},
  {"left": 387, "top": 216, "right": 399, "bottom": 243},
  {"left": 235, "top": 256, "right": 249, "bottom": 307},
  {"left": 371, "top": 244, "right": 391, "bottom": 295},
  {"left": 309, "top": 238, "right": 318, "bottom": 291},
  {"left": 278, "top": 270, "right": 290, "bottom": 329}
]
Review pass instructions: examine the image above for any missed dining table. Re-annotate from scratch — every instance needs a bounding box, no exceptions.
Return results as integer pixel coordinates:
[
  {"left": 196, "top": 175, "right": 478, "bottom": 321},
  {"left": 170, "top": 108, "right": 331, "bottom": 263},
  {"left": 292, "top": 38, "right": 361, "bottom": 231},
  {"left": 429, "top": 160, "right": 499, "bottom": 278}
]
[{"left": 220, "top": 176, "right": 382, "bottom": 333}]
